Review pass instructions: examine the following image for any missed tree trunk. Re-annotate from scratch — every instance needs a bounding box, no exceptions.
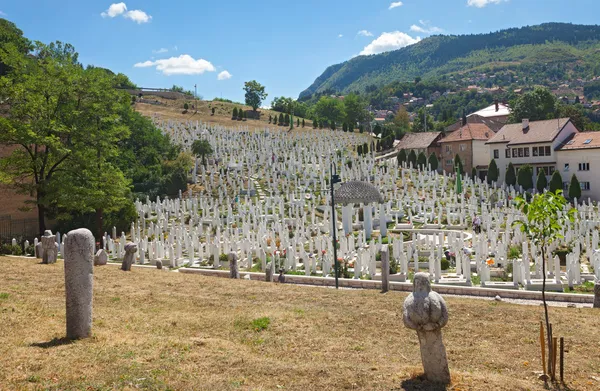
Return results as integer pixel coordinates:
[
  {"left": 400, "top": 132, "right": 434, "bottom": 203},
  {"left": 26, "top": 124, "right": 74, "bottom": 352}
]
[
  {"left": 96, "top": 208, "right": 103, "bottom": 245},
  {"left": 37, "top": 192, "right": 46, "bottom": 236},
  {"left": 541, "top": 246, "right": 552, "bottom": 377}
]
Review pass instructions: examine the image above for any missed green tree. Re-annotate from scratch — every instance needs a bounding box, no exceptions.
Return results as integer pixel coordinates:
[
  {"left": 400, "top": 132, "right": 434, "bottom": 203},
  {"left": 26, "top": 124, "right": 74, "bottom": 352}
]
[
  {"left": 297, "top": 118, "right": 300, "bottom": 127},
  {"left": 302, "top": 119, "right": 305, "bottom": 128},
  {"left": 487, "top": 159, "right": 499, "bottom": 184},
  {"left": 454, "top": 154, "right": 464, "bottom": 175},
  {"left": 342, "top": 123, "right": 348, "bottom": 132},
  {"left": 0, "top": 19, "right": 33, "bottom": 76},
  {"left": 343, "top": 93, "right": 367, "bottom": 128},
  {"left": 211, "top": 107, "right": 215, "bottom": 116},
  {"left": 285, "top": 114, "right": 290, "bottom": 126},
  {"left": 509, "top": 87, "right": 558, "bottom": 122},
  {"left": 505, "top": 162, "right": 516, "bottom": 187},
  {"left": 393, "top": 106, "right": 411, "bottom": 133},
  {"left": 407, "top": 150, "right": 417, "bottom": 168},
  {"left": 183, "top": 102, "right": 189, "bottom": 111},
  {"left": 279, "top": 113, "right": 284, "bottom": 125},
  {"left": 314, "top": 96, "right": 344, "bottom": 127},
  {"left": 232, "top": 107, "right": 238, "bottom": 119},
  {"left": 549, "top": 170, "right": 563, "bottom": 193},
  {"left": 428, "top": 152, "right": 438, "bottom": 171},
  {"left": 536, "top": 169, "right": 548, "bottom": 193},
  {"left": 417, "top": 152, "right": 427, "bottom": 170},
  {"left": 568, "top": 174, "right": 581, "bottom": 201},
  {"left": 268, "top": 115, "right": 272, "bottom": 124},
  {"left": 513, "top": 191, "right": 576, "bottom": 377},
  {"left": 191, "top": 139, "right": 213, "bottom": 168},
  {"left": 517, "top": 164, "right": 533, "bottom": 190},
  {"left": 412, "top": 108, "right": 434, "bottom": 132},
  {"left": 243, "top": 80, "right": 268, "bottom": 111},
  {"left": 471, "top": 167, "right": 477, "bottom": 180},
  {"left": 357, "top": 145, "right": 363, "bottom": 156},
  {"left": 397, "top": 150, "right": 407, "bottom": 167},
  {"left": 0, "top": 41, "right": 132, "bottom": 235}
]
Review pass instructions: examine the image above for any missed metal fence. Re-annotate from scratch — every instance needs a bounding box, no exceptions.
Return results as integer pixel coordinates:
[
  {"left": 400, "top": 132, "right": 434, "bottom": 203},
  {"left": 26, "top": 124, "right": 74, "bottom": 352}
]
[{"left": 0, "top": 215, "right": 39, "bottom": 242}]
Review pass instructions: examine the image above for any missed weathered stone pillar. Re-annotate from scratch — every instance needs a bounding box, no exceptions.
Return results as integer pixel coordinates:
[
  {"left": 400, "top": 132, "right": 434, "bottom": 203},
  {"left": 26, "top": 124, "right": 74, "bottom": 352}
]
[
  {"left": 94, "top": 249, "right": 108, "bottom": 266},
  {"left": 403, "top": 272, "right": 451, "bottom": 384},
  {"left": 380, "top": 244, "right": 390, "bottom": 293},
  {"left": 229, "top": 252, "right": 239, "bottom": 279},
  {"left": 64, "top": 228, "right": 95, "bottom": 340},
  {"left": 41, "top": 230, "right": 58, "bottom": 264},
  {"left": 594, "top": 282, "right": 600, "bottom": 309},
  {"left": 265, "top": 261, "right": 273, "bottom": 282},
  {"left": 121, "top": 243, "right": 138, "bottom": 271}
]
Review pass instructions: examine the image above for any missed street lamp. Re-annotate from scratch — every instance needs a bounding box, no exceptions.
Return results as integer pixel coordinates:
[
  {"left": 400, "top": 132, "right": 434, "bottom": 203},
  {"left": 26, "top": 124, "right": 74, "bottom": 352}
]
[{"left": 330, "top": 161, "right": 342, "bottom": 289}]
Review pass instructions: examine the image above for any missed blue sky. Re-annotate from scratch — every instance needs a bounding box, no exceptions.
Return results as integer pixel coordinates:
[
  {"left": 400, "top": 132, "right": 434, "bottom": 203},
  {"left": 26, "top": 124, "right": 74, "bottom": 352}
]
[{"left": 1, "top": 1, "right": 599, "bottom": 104}]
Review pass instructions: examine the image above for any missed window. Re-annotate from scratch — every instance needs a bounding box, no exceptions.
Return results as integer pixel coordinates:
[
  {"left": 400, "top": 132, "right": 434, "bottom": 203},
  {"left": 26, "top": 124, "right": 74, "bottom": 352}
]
[
  {"left": 578, "top": 163, "right": 590, "bottom": 171},
  {"left": 512, "top": 148, "right": 518, "bottom": 157},
  {"left": 533, "top": 147, "right": 539, "bottom": 157},
  {"left": 494, "top": 149, "right": 499, "bottom": 159},
  {"left": 524, "top": 148, "right": 530, "bottom": 157},
  {"left": 581, "top": 182, "right": 591, "bottom": 191},
  {"left": 445, "top": 145, "right": 452, "bottom": 153},
  {"left": 505, "top": 149, "right": 510, "bottom": 158},
  {"left": 445, "top": 159, "right": 453, "bottom": 165},
  {"left": 584, "top": 139, "right": 592, "bottom": 145},
  {"left": 460, "top": 144, "right": 467, "bottom": 152},
  {"left": 537, "top": 166, "right": 555, "bottom": 176},
  {"left": 545, "top": 146, "right": 551, "bottom": 156},
  {"left": 518, "top": 148, "right": 524, "bottom": 157},
  {"left": 564, "top": 163, "right": 569, "bottom": 172}
]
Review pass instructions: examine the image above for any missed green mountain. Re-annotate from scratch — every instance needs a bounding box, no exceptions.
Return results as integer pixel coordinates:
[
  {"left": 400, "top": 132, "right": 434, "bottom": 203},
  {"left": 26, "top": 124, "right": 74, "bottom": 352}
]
[{"left": 299, "top": 23, "right": 600, "bottom": 99}]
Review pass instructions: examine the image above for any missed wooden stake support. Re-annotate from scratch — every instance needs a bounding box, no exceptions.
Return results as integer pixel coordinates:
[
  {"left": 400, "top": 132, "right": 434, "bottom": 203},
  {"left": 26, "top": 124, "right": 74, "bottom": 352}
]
[
  {"left": 540, "top": 321, "right": 546, "bottom": 378},
  {"left": 560, "top": 337, "right": 564, "bottom": 383},
  {"left": 552, "top": 337, "right": 558, "bottom": 381}
]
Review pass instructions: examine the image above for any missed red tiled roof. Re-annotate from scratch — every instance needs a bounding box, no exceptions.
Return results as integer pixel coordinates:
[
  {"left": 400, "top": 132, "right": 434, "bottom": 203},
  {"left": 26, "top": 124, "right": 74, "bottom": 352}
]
[
  {"left": 558, "top": 132, "right": 600, "bottom": 151},
  {"left": 438, "top": 123, "right": 494, "bottom": 143},
  {"left": 487, "top": 118, "right": 572, "bottom": 145},
  {"left": 396, "top": 132, "right": 442, "bottom": 150}
]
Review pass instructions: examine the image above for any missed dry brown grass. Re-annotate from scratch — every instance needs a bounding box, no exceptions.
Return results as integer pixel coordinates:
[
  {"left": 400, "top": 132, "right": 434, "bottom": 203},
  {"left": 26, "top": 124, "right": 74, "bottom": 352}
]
[{"left": 0, "top": 257, "right": 599, "bottom": 391}]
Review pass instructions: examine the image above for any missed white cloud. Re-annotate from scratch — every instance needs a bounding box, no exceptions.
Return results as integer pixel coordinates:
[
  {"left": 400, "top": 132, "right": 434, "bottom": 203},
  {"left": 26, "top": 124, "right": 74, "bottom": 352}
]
[
  {"left": 101, "top": 2, "right": 127, "bottom": 18},
  {"left": 124, "top": 9, "right": 152, "bottom": 24},
  {"left": 0, "top": 11, "right": 7, "bottom": 16},
  {"left": 217, "top": 70, "right": 232, "bottom": 80},
  {"left": 389, "top": 1, "right": 403, "bottom": 9},
  {"left": 410, "top": 20, "right": 443, "bottom": 34},
  {"left": 357, "top": 30, "right": 374, "bottom": 37},
  {"left": 338, "top": 34, "right": 344, "bottom": 38},
  {"left": 101, "top": 3, "right": 152, "bottom": 23},
  {"left": 359, "top": 31, "right": 420, "bottom": 55},
  {"left": 152, "top": 48, "right": 168, "bottom": 54},
  {"left": 467, "top": 0, "right": 507, "bottom": 8},
  {"left": 134, "top": 54, "right": 216, "bottom": 76}
]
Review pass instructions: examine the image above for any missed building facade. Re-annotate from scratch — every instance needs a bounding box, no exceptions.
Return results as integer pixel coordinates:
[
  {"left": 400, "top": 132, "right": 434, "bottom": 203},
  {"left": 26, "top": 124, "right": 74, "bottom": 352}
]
[
  {"left": 438, "top": 123, "right": 494, "bottom": 177},
  {"left": 555, "top": 132, "right": 600, "bottom": 201}
]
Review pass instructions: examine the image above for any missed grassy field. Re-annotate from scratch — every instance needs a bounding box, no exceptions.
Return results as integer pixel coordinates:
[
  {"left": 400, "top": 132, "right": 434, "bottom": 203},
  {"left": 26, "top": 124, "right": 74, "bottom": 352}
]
[
  {"left": 134, "top": 96, "right": 314, "bottom": 130},
  {"left": 1, "top": 257, "right": 599, "bottom": 391}
]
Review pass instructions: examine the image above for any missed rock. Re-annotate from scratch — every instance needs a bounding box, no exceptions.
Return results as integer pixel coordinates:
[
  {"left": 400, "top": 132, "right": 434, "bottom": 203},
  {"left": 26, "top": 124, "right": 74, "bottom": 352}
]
[
  {"left": 41, "top": 230, "right": 58, "bottom": 264},
  {"left": 35, "top": 242, "right": 43, "bottom": 259},
  {"left": 494, "top": 295, "right": 502, "bottom": 302},
  {"left": 594, "top": 282, "right": 600, "bottom": 309},
  {"left": 156, "top": 260, "right": 163, "bottom": 269},
  {"left": 63, "top": 228, "right": 95, "bottom": 340},
  {"left": 229, "top": 252, "right": 239, "bottom": 279},
  {"left": 278, "top": 269, "right": 286, "bottom": 283},
  {"left": 94, "top": 249, "right": 108, "bottom": 266},
  {"left": 402, "top": 272, "right": 451, "bottom": 385},
  {"left": 121, "top": 242, "right": 138, "bottom": 271}
]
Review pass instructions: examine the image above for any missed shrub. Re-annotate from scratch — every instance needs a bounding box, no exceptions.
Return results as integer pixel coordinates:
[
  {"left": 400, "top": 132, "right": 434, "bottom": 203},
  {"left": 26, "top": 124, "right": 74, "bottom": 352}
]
[
  {"left": 219, "top": 254, "right": 228, "bottom": 264},
  {"left": 183, "top": 102, "right": 189, "bottom": 111},
  {"left": 441, "top": 258, "right": 450, "bottom": 270}
]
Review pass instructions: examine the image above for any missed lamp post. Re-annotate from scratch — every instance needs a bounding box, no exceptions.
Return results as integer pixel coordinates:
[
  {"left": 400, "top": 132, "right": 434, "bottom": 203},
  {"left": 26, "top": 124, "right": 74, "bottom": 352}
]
[{"left": 330, "top": 161, "right": 341, "bottom": 289}]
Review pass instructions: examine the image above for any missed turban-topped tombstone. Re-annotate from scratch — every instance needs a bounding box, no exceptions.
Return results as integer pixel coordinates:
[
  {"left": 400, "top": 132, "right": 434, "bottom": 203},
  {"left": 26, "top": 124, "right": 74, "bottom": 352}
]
[
  {"left": 334, "top": 181, "right": 384, "bottom": 240},
  {"left": 402, "top": 272, "right": 451, "bottom": 384}
]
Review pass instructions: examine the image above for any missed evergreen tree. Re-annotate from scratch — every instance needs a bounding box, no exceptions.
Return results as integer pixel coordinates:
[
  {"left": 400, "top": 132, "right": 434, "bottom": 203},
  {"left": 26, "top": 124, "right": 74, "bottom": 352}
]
[
  {"left": 517, "top": 164, "right": 534, "bottom": 190},
  {"left": 471, "top": 167, "right": 477, "bottom": 180},
  {"left": 417, "top": 152, "right": 427, "bottom": 170},
  {"left": 279, "top": 113, "right": 284, "bottom": 125},
  {"left": 268, "top": 115, "right": 272, "bottom": 124},
  {"left": 358, "top": 125, "right": 364, "bottom": 133},
  {"left": 408, "top": 150, "right": 417, "bottom": 168},
  {"left": 238, "top": 109, "right": 244, "bottom": 120},
  {"left": 536, "top": 170, "right": 548, "bottom": 193},
  {"left": 575, "top": 95, "right": 580, "bottom": 104},
  {"left": 211, "top": 107, "right": 215, "bottom": 116},
  {"left": 487, "top": 159, "right": 499, "bottom": 184},
  {"left": 397, "top": 150, "right": 407, "bottom": 167},
  {"left": 342, "top": 123, "right": 348, "bottom": 132},
  {"left": 313, "top": 119, "right": 317, "bottom": 129},
  {"left": 568, "top": 174, "right": 581, "bottom": 200},
  {"left": 302, "top": 119, "right": 305, "bottom": 128},
  {"left": 363, "top": 142, "right": 368, "bottom": 155},
  {"left": 428, "top": 152, "right": 438, "bottom": 171},
  {"left": 232, "top": 107, "right": 238, "bottom": 119},
  {"left": 297, "top": 118, "right": 300, "bottom": 127},
  {"left": 454, "top": 154, "right": 464, "bottom": 175},
  {"left": 549, "top": 170, "right": 563, "bottom": 193},
  {"left": 505, "top": 162, "right": 516, "bottom": 187},
  {"left": 285, "top": 114, "right": 290, "bottom": 125},
  {"left": 357, "top": 145, "right": 363, "bottom": 156}
]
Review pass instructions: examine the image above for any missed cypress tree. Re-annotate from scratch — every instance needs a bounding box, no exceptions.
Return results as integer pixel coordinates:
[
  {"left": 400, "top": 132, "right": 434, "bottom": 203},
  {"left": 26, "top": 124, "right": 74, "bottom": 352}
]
[
  {"left": 536, "top": 170, "right": 548, "bottom": 193},
  {"left": 549, "top": 170, "right": 563, "bottom": 194},
  {"left": 568, "top": 174, "right": 581, "bottom": 201},
  {"left": 357, "top": 145, "right": 363, "bottom": 155},
  {"left": 505, "top": 162, "right": 516, "bottom": 187},
  {"left": 285, "top": 114, "right": 290, "bottom": 125},
  {"left": 238, "top": 109, "right": 244, "bottom": 120},
  {"left": 417, "top": 152, "right": 427, "bottom": 170},
  {"left": 363, "top": 142, "right": 368, "bottom": 154},
  {"left": 268, "top": 115, "right": 272, "bottom": 124},
  {"left": 297, "top": 118, "right": 300, "bottom": 127},
  {"left": 342, "top": 123, "right": 348, "bottom": 132},
  {"left": 359, "top": 125, "right": 364, "bottom": 133},
  {"left": 487, "top": 159, "right": 499, "bottom": 184},
  {"left": 408, "top": 150, "right": 417, "bottom": 168},
  {"left": 428, "top": 152, "right": 438, "bottom": 171},
  {"left": 279, "top": 113, "right": 284, "bottom": 125},
  {"left": 471, "top": 167, "right": 477, "bottom": 180},
  {"left": 454, "top": 154, "right": 464, "bottom": 175},
  {"left": 302, "top": 119, "right": 305, "bottom": 128},
  {"left": 232, "top": 107, "right": 238, "bottom": 119},
  {"left": 517, "top": 164, "right": 534, "bottom": 190},
  {"left": 397, "top": 150, "right": 407, "bottom": 166}
]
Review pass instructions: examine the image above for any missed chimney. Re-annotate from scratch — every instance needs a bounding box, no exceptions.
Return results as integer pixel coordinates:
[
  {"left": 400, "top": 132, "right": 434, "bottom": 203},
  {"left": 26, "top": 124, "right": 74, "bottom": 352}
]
[
  {"left": 522, "top": 119, "right": 529, "bottom": 132},
  {"left": 495, "top": 99, "right": 499, "bottom": 112}
]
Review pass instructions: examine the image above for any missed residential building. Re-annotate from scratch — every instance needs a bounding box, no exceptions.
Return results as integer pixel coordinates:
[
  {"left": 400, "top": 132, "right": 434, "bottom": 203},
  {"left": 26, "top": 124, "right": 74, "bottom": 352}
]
[
  {"left": 486, "top": 118, "right": 578, "bottom": 185},
  {"left": 395, "top": 131, "right": 443, "bottom": 159},
  {"left": 555, "top": 132, "right": 600, "bottom": 201},
  {"left": 438, "top": 123, "right": 495, "bottom": 178}
]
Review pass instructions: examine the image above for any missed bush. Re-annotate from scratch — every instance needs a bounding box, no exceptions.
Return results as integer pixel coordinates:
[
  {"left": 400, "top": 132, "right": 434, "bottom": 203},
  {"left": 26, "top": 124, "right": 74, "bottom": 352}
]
[
  {"left": 219, "top": 254, "right": 228, "bottom": 264},
  {"left": 1, "top": 244, "right": 23, "bottom": 256},
  {"left": 441, "top": 258, "right": 450, "bottom": 270}
]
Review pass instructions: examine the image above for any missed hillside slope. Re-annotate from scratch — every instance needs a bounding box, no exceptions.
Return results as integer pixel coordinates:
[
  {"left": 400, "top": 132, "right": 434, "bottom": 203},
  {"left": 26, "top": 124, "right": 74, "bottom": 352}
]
[{"left": 299, "top": 23, "right": 600, "bottom": 99}]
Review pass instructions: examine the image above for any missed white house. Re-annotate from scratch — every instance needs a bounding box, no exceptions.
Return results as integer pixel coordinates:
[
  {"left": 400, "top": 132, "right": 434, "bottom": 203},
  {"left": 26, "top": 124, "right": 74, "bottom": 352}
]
[
  {"left": 486, "top": 118, "right": 579, "bottom": 185},
  {"left": 556, "top": 132, "right": 600, "bottom": 201}
]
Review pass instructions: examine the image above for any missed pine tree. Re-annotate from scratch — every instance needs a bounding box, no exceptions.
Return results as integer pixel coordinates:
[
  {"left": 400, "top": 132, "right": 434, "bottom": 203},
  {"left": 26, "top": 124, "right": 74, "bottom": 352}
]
[
  {"left": 454, "top": 154, "right": 464, "bottom": 175},
  {"left": 302, "top": 119, "right": 305, "bottom": 128},
  {"left": 536, "top": 170, "right": 548, "bottom": 193},
  {"left": 428, "top": 152, "right": 438, "bottom": 171},
  {"left": 297, "top": 118, "right": 300, "bottom": 127},
  {"left": 279, "top": 113, "right": 284, "bottom": 125},
  {"left": 417, "top": 152, "right": 427, "bottom": 170},
  {"left": 268, "top": 115, "right": 272, "bottom": 124},
  {"left": 357, "top": 145, "right": 363, "bottom": 156},
  {"left": 487, "top": 159, "right": 499, "bottom": 184},
  {"left": 568, "top": 174, "right": 581, "bottom": 201},
  {"left": 408, "top": 150, "right": 417, "bottom": 168},
  {"left": 342, "top": 123, "right": 348, "bottom": 132},
  {"left": 505, "top": 162, "right": 516, "bottom": 187},
  {"left": 549, "top": 170, "right": 563, "bottom": 194},
  {"left": 232, "top": 107, "right": 238, "bottom": 119},
  {"left": 471, "top": 167, "right": 477, "bottom": 180},
  {"left": 238, "top": 109, "right": 244, "bottom": 120},
  {"left": 517, "top": 164, "right": 534, "bottom": 190},
  {"left": 285, "top": 114, "right": 290, "bottom": 126},
  {"left": 397, "top": 150, "right": 407, "bottom": 166}
]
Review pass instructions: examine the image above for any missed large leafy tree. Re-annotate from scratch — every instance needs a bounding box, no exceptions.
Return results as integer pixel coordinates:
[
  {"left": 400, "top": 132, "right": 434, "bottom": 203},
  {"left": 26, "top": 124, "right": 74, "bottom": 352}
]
[
  {"left": 509, "top": 87, "right": 558, "bottom": 123},
  {"left": 0, "top": 18, "right": 32, "bottom": 76},
  {"left": 0, "top": 41, "right": 132, "bottom": 235},
  {"left": 243, "top": 80, "right": 268, "bottom": 111},
  {"left": 513, "top": 191, "right": 575, "bottom": 378},
  {"left": 505, "top": 162, "right": 517, "bottom": 187},
  {"left": 191, "top": 139, "right": 213, "bottom": 168},
  {"left": 412, "top": 107, "right": 434, "bottom": 132},
  {"left": 314, "top": 96, "right": 345, "bottom": 128},
  {"left": 343, "top": 93, "right": 368, "bottom": 128}
]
